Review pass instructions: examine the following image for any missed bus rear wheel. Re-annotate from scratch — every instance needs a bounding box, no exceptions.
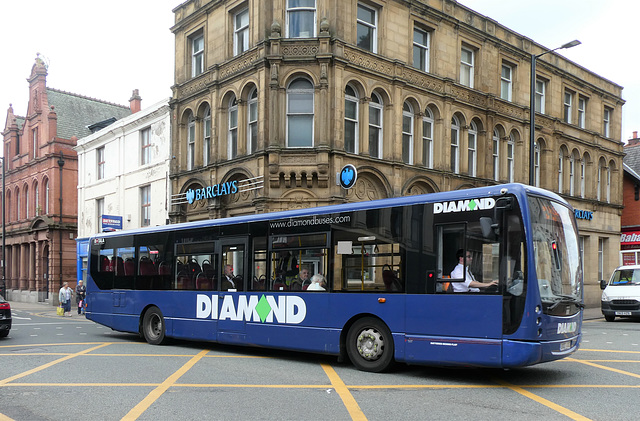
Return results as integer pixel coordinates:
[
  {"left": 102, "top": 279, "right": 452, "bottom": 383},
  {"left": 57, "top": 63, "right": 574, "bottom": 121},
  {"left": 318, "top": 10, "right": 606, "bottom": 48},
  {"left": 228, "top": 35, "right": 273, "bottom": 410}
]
[
  {"left": 346, "top": 317, "right": 394, "bottom": 372},
  {"left": 142, "top": 306, "right": 168, "bottom": 345}
]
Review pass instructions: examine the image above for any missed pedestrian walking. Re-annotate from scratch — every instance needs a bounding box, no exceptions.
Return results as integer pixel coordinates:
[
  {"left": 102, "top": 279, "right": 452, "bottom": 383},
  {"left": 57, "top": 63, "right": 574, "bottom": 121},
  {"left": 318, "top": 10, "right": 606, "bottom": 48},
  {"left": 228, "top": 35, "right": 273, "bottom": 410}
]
[
  {"left": 58, "top": 282, "right": 73, "bottom": 317},
  {"left": 76, "top": 280, "right": 86, "bottom": 315}
]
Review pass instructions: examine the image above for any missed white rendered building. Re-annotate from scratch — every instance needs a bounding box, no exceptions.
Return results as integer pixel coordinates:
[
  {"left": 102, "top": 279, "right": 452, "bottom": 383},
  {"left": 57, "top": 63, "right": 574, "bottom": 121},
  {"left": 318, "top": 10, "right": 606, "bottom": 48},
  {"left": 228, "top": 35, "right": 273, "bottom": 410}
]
[{"left": 75, "top": 94, "right": 172, "bottom": 238}]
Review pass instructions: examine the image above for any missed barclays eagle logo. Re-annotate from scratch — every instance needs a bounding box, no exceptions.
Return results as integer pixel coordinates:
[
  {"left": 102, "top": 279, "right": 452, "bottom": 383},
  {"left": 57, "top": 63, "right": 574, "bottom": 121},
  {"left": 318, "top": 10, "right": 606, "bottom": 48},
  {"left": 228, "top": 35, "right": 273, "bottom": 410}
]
[
  {"left": 186, "top": 189, "right": 196, "bottom": 204},
  {"left": 339, "top": 164, "right": 357, "bottom": 189}
]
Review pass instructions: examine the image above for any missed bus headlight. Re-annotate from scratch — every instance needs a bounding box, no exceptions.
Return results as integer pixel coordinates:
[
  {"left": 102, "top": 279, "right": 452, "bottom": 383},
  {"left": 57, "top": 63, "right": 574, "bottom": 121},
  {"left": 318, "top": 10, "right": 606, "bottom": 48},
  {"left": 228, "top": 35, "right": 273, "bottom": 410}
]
[{"left": 601, "top": 291, "right": 611, "bottom": 302}]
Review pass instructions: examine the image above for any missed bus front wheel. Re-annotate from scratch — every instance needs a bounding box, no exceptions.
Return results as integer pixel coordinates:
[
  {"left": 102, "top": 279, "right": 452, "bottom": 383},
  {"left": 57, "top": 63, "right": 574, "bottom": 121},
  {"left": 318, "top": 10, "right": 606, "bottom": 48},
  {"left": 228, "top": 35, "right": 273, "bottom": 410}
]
[
  {"left": 346, "top": 317, "right": 394, "bottom": 372},
  {"left": 142, "top": 306, "right": 168, "bottom": 345}
]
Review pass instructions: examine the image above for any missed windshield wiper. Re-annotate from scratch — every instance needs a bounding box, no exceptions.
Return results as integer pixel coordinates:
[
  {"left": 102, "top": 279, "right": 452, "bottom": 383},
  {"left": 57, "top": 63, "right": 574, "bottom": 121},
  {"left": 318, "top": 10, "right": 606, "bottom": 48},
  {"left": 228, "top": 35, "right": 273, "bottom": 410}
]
[{"left": 547, "top": 295, "right": 585, "bottom": 310}]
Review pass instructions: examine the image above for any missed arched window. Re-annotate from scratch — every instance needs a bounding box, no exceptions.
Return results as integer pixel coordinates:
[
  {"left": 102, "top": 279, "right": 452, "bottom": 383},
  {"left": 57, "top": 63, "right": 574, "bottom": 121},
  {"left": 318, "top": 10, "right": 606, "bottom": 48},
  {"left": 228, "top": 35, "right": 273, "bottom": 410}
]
[
  {"left": 597, "top": 160, "right": 603, "bottom": 201},
  {"left": 247, "top": 88, "right": 258, "bottom": 154},
  {"left": 492, "top": 128, "right": 500, "bottom": 181},
  {"left": 468, "top": 121, "right": 477, "bottom": 177},
  {"left": 606, "top": 163, "right": 612, "bottom": 203},
  {"left": 228, "top": 95, "right": 238, "bottom": 159},
  {"left": 422, "top": 107, "right": 434, "bottom": 168},
  {"left": 451, "top": 116, "right": 460, "bottom": 173},
  {"left": 580, "top": 158, "right": 585, "bottom": 198},
  {"left": 402, "top": 102, "right": 414, "bottom": 164},
  {"left": 34, "top": 182, "right": 39, "bottom": 215},
  {"left": 203, "top": 105, "right": 211, "bottom": 166},
  {"left": 507, "top": 133, "right": 515, "bottom": 182},
  {"left": 15, "top": 189, "right": 20, "bottom": 220},
  {"left": 187, "top": 113, "right": 196, "bottom": 170},
  {"left": 368, "top": 92, "right": 383, "bottom": 159},
  {"left": 569, "top": 153, "right": 576, "bottom": 196},
  {"left": 5, "top": 191, "right": 10, "bottom": 222},
  {"left": 559, "top": 151, "right": 565, "bottom": 193},
  {"left": 286, "top": 78, "right": 314, "bottom": 147},
  {"left": 534, "top": 141, "right": 541, "bottom": 187},
  {"left": 344, "top": 85, "right": 359, "bottom": 154},
  {"left": 25, "top": 186, "right": 29, "bottom": 219},
  {"left": 44, "top": 178, "right": 50, "bottom": 214}
]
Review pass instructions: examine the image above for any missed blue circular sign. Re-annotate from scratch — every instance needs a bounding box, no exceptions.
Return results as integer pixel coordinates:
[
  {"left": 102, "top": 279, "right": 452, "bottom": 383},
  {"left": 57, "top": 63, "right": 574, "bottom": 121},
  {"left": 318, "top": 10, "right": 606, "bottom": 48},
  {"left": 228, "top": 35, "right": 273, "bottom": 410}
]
[{"left": 339, "top": 164, "right": 357, "bottom": 189}]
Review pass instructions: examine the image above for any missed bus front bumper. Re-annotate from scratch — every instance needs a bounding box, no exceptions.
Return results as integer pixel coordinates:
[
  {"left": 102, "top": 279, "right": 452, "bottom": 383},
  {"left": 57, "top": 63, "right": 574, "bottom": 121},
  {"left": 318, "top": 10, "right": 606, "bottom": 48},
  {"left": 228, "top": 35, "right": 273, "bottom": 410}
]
[{"left": 502, "top": 335, "right": 580, "bottom": 367}]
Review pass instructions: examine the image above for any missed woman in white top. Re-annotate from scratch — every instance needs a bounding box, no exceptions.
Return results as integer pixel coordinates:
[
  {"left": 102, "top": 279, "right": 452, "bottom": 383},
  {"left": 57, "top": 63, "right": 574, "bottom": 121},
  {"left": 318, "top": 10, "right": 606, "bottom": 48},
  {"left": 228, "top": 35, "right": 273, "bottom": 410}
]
[{"left": 306, "top": 274, "right": 326, "bottom": 291}]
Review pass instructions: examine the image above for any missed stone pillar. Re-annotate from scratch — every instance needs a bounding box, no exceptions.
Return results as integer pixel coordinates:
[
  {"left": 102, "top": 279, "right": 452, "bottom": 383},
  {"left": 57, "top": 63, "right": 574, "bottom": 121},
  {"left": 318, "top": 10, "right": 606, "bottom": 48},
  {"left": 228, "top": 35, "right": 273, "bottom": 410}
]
[
  {"left": 28, "top": 242, "right": 36, "bottom": 290},
  {"left": 20, "top": 243, "right": 28, "bottom": 290}
]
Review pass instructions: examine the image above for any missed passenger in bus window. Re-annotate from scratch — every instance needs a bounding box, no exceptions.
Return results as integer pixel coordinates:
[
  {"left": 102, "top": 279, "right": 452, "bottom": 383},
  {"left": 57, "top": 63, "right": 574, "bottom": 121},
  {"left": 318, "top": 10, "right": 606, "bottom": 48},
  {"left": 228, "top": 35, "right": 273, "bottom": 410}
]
[
  {"left": 450, "top": 249, "right": 498, "bottom": 292},
  {"left": 291, "top": 268, "right": 310, "bottom": 291},
  {"left": 277, "top": 251, "right": 299, "bottom": 285},
  {"left": 221, "top": 265, "right": 237, "bottom": 290},
  {"left": 307, "top": 274, "right": 326, "bottom": 291}
]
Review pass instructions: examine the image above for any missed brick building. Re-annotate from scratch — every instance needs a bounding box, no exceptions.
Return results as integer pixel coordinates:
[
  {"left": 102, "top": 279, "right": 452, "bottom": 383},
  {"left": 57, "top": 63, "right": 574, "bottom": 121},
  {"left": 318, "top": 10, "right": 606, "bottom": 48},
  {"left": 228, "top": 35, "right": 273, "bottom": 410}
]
[
  {"left": 167, "top": 0, "right": 624, "bottom": 305},
  {"left": 620, "top": 133, "right": 640, "bottom": 265},
  {"left": 1, "top": 56, "right": 131, "bottom": 303}
]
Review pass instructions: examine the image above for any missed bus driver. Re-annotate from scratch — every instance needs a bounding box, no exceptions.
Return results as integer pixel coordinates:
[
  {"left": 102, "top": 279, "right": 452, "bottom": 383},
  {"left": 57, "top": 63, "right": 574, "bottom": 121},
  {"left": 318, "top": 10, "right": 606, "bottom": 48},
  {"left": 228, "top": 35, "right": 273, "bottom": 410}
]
[{"left": 450, "top": 249, "right": 498, "bottom": 292}]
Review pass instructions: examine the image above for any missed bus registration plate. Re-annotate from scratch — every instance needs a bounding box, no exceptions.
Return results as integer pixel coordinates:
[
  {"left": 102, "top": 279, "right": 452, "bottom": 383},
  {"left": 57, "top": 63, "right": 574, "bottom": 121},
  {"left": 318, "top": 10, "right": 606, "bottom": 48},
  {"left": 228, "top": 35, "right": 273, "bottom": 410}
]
[
  {"left": 559, "top": 341, "right": 571, "bottom": 352},
  {"left": 615, "top": 311, "right": 632, "bottom": 316}
]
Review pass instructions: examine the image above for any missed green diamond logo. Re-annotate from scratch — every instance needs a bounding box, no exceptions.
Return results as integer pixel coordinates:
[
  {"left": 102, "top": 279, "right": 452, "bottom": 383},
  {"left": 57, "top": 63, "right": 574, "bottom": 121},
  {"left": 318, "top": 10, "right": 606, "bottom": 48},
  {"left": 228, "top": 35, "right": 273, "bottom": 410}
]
[
  {"left": 255, "top": 295, "right": 272, "bottom": 323},
  {"left": 468, "top": 199, "right": 477, "bottom": 211}
]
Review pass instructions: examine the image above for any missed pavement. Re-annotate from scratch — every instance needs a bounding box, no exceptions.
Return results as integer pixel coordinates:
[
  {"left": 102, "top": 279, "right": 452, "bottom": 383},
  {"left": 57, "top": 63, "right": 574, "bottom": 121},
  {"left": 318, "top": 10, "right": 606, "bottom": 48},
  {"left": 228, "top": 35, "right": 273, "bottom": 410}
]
[
  {"left": 6, "top": 299, "right": 605, "bottom": 320},
  {"left": 7, "top": 300, "right": 87, "bottom": 318}
]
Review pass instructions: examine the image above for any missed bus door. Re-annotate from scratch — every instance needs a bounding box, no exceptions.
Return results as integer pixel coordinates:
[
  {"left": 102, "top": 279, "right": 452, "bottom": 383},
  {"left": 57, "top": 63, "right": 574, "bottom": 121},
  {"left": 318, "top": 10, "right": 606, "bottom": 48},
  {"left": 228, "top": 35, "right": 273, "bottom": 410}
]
[
  {"left": 173, "top": 239, "right": 218, "bottom": 340},
  {"left": 113, "top": 246, "right": 135, "bottom": 317},
  {"left": 217, "top": 237, "right": 248, "bottom": 342},
  {"left": 405, "top": 221, "right": 503, "bottom": 367}
]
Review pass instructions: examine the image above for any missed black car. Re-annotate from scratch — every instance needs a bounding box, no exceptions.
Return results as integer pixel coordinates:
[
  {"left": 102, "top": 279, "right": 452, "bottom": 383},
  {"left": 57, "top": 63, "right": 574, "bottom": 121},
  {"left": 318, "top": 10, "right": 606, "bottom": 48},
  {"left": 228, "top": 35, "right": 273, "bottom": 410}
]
[{"left": 0, "top": 296, "right": 11, "bottom": 338}]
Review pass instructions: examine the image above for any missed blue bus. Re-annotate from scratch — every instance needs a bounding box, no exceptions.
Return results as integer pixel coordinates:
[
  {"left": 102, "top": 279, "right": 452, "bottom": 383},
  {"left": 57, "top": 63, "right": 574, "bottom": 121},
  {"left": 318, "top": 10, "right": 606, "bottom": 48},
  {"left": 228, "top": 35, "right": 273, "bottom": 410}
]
[{"left": 85, "top": 183, "right": 583, "bottom": 372}]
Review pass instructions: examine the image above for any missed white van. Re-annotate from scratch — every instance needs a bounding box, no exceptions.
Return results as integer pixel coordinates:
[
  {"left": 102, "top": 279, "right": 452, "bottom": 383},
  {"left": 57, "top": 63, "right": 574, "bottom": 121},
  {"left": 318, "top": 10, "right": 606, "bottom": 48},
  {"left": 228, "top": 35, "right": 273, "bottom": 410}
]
[{"left": 600, "top": 265, "right": 640, "bottom": 322}]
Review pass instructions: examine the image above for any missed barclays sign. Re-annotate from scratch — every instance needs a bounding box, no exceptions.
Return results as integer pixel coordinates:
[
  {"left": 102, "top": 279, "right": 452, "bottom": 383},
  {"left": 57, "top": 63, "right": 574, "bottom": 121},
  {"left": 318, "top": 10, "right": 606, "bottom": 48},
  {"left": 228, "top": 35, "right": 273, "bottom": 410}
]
[
  {"left": 574, "top": 209, "right": 593, "bottom": 221},
  {"left": 186, "top": 181, "right": 239, "bottom": 204}
]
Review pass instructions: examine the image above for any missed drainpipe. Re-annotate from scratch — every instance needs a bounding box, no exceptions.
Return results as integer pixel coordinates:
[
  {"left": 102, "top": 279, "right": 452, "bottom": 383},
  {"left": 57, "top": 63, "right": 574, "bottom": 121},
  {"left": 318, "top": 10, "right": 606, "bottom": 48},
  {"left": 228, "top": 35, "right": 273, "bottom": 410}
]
[
  {"left": 1, "top": 157, "right": 4, "bottom": 300},
  {"left": 57, "top": 152, "right": 65, "bottom": 294}
]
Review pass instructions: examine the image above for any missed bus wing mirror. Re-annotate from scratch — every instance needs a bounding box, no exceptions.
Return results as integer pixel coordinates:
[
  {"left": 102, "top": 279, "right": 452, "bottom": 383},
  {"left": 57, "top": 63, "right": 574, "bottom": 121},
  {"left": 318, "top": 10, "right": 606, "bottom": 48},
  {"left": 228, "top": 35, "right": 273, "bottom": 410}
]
[{"left": 480, "top": 217, "right": 497, "bottom": 240}]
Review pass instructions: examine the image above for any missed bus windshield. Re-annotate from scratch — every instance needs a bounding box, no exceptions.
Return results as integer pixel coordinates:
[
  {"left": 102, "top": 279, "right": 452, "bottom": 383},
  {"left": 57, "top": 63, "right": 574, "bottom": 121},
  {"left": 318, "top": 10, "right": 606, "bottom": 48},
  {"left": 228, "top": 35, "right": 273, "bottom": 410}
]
[{"left": 528, "top": 196, "right": 582, "bottom": 313}]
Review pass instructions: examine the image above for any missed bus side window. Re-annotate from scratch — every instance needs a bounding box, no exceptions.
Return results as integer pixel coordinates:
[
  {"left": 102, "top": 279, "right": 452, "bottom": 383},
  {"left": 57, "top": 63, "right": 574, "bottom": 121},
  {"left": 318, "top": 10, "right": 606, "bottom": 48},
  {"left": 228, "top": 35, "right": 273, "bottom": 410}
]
[
  {"left": 114, "top": 247, "right": 135, "bottom": 289},
  {"left": 333, "top": 235, "right": 404, "bottom": 292},
  {"left": 252, "top": 237, "right": 267, "bottom": 291},
  {"left": 434, "top": 224, "right": 465, "bottom": 293},
  {"left": 137, "top": 246, "right": 163, "bottom": 290},
  {"left": 175, "top": 256, "right": 190, "bottom": 289},
  {"left": 91, "top": 248, "right": 114, "bottom": 290},
  {"left": 222, "top": 245, "right": 245, "bottom": 291}
]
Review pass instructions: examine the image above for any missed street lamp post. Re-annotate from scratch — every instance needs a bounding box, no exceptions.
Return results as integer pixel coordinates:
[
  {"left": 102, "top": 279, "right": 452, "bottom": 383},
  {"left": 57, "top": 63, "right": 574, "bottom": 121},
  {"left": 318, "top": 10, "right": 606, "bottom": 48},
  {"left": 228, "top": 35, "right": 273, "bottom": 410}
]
[
  {"left": 0, "top": 157, "right": 4, "bottom": 300},
  {"left": 57, "top": 152, "right": 65, "bottom": 294},
  {"left": 529, "top": 40, "right": 581, "bottom": 186}
]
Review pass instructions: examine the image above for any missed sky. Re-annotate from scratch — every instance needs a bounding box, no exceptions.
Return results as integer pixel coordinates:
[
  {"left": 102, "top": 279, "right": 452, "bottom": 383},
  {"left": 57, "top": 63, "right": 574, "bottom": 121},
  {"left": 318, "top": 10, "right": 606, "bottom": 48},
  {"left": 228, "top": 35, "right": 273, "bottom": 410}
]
[
  {"left": 1, "top": 0, "right": 637, "bottom": 141},
  {"left": 0, "top": 0, "right": 179, "bottom": 128},
  {"left": 459, "top": 0, "right": 637, "bottom": 141}
]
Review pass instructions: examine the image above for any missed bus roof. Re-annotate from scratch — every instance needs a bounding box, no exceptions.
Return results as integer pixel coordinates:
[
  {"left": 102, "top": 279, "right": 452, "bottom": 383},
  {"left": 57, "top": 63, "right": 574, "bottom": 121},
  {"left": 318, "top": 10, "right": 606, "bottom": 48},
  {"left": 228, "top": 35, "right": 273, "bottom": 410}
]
[{"left": 90, "top": 183, "right": 567, "bottom": 240}]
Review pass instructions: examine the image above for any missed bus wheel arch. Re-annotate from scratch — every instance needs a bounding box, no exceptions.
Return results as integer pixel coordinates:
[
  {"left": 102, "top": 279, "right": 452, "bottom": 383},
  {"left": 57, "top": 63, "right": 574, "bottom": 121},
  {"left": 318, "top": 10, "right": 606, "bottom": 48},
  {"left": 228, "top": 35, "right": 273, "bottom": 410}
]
[
  {"left": 141, "top": 305, "right": 169, "bottom": 345},
  {"left": 344, "top": 315, "right": 395, "bottom": 372}
]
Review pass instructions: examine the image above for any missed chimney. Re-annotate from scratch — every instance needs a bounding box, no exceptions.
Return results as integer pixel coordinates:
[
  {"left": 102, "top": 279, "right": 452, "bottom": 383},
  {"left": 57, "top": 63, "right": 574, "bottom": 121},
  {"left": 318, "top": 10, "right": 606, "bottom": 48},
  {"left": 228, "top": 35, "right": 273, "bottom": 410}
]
[
  {"left": 129, "top": 89, "right": 142, "bottom": 113},
  {"left": 628, "top": 131, "right": 640, "bottom": 147},
  {"left": 48, "top": 105, "right": 58, "bottom": 140}
]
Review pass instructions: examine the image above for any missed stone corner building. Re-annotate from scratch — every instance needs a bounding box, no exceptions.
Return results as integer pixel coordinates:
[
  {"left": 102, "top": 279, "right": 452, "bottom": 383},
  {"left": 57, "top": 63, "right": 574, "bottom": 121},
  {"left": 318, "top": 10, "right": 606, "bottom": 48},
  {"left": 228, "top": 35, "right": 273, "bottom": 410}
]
[
  {"left": 1, "top": 56, "right": 131, "bottom": 304},
  {"left": 168, "top": 0, "right": 624, "bottom": 306}
]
